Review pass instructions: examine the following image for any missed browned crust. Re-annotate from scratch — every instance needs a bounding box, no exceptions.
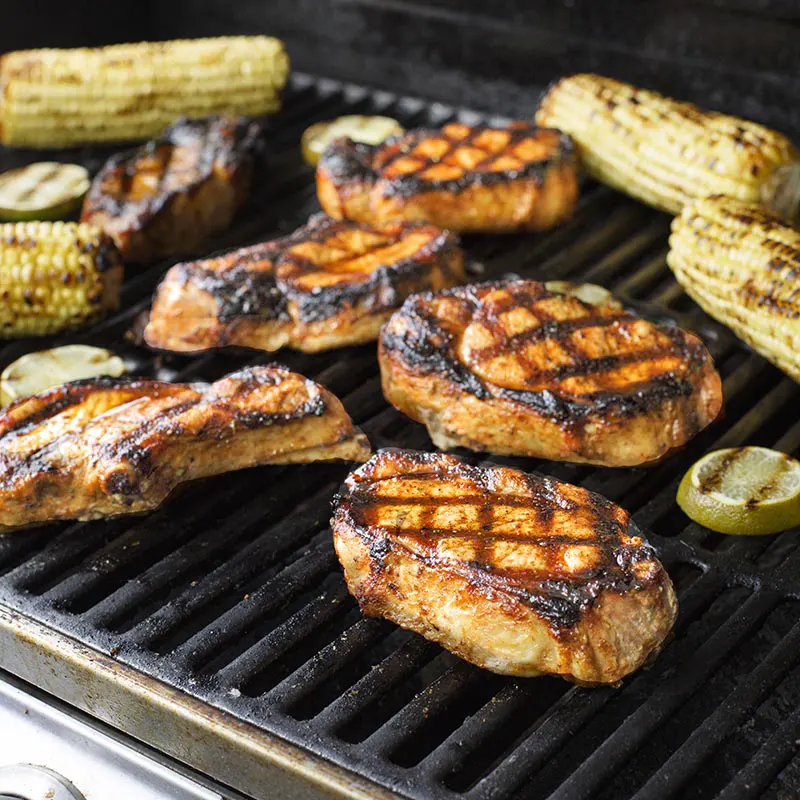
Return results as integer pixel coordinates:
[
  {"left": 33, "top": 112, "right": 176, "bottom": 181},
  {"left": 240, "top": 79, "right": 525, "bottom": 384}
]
[
  {"left": 0, "top": 365, "right": 370, "bottom": 531},
  {"left": 331, "top": 449, "right": 678, "bottom": 684},
  {"left": 316, "top": 122, "right": 579, "bottom": 232},
  {"left": 143, "top": 214, "right": 465, "bottom": 354},
  {"left": 80, "top": 116, "right": 260, "bottom": 263},
  {"left": 378, "top": 280, "right": 723, "bottom": 466}
]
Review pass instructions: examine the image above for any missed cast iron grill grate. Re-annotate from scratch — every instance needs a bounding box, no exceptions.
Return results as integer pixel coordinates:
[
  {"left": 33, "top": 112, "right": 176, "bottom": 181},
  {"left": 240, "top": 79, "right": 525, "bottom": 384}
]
[{"left": 1, "top": 73, "right": 800, "bottom": 800}]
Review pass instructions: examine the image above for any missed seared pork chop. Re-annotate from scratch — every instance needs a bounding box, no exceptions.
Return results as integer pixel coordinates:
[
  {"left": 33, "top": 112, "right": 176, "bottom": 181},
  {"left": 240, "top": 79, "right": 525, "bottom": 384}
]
[
  {"left": 379, "top": 280, "right": 722, "bottom": 466},
  {"left": 332, "top": 449, "right": 677, "bottom": 684},
  {"left": 81, "top": 116, "right": 260, "bottom": 263},
  {"left": 143, "top": 213, "right": 464, "bottom": 354},
  {"left": 317, "top": 122, "right": 579, "bottom": 233},
  {"left": 0, "top": 365, "right": 369, "bottom": 532}
]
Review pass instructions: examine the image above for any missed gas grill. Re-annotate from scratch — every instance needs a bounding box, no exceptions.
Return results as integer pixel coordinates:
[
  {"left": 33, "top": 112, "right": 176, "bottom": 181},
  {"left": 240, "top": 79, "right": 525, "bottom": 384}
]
[{"left": 3, "top": 4, "right": 800, "bottom": 799}]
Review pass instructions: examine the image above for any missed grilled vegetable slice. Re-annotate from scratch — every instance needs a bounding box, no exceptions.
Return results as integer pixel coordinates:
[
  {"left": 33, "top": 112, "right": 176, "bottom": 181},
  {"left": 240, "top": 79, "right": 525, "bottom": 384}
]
[
  {"left": 0, "top": 163, "right": 90, "bottom": 222},
  {"left": 536, "top": 73, "right": 800, "bottom": 220},
  {"left": 0, "top": 36, "right": 289, "bottom": 148},
  {"left": 677, "top": 447, "right": 800, "bottom": 535},
  {"left": 0, "top": 345, "right": 126, "bottom": 405},
  {"left": 0, "top": 221, "right": 123, "bottom": 337},
  {"left": 301, "top": 115, "right": 403, "bottom": 166},
  {"left": 544, "top": 280, "right": 620, "bottom": 308},
  {"left": 667, "top": 195, "right": 800, "bottom": 382}
]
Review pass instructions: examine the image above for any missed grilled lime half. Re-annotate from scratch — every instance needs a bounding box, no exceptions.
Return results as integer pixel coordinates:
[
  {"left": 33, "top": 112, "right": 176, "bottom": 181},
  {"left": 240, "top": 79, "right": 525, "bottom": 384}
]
[
  {"left": 301, "top": 115, "right": 403, "bottom": 166},
  {"left": 677, "top": 446, "right": 800, "bottom": 535},
  {"left": 0, "top": 162, "right": 90, "bottom": 222},
  {"left": 1, "top": 345, "right": 126, "bottom": 406}
]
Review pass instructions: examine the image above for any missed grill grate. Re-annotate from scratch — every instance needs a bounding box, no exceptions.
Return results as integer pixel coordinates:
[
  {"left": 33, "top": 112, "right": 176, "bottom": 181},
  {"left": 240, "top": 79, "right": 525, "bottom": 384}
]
[{"left": 1, "top": 73, "right": 800, "bottom": 800}]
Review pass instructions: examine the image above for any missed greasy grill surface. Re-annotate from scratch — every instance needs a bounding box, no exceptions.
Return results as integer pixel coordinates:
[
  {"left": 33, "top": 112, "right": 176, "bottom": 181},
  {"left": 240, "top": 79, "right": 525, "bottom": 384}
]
[{"left": 1, "top": 74, "right": 800, "bottom": 799}]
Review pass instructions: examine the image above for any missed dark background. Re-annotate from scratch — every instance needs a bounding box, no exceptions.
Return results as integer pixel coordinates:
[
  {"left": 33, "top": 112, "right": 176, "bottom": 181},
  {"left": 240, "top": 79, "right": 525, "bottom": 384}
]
[{"left": 4, "top": 0, "right": 800, "bottom": 131}]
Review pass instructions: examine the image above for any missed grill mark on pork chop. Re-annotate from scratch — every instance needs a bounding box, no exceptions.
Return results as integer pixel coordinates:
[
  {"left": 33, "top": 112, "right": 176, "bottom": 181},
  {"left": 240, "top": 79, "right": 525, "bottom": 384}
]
[
  {"left": 381, "top": 279, "right": 712, "bottom": 422},
  {"left": 86, "top": 116, "right": 260, "bottom": 221},
  {"left": 336, "top": 450, "right": 663, "bottom": 630},
  {"left": 0, "top": 365, "right": 370, "bottom": 531},
  {"left": 277, "top": 219, "right": 462, "bottom": 324},
  {"left": 324, "top": 122, "right": 575, "bottom": 198},
  {"left": 146, "top": 213, "right": 464, "bottom": 350},
  {"left": 0, "top": 368, "right": 328, "bottom": 492}
]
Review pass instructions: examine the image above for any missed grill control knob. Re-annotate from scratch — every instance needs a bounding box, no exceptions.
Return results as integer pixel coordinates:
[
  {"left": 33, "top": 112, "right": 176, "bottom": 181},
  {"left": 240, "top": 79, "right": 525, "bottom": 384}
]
[{"left": 0, "top": 764, "right": 86, "bottom": 800}]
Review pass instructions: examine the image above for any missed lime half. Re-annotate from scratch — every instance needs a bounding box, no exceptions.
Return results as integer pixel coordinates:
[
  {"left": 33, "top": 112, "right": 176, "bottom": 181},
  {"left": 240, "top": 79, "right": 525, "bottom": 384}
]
[
  {"left": 301, "top": 115, "right": 403, "bottom": 166},
  {"left": 1, "top": 345, "right": 126, "bottom": 406},
  {"left": 677, "top": 446, "right": 800, "bottom": 535},
  {"left": 0, "top": 162, "right": 90, "bottom": 222}
]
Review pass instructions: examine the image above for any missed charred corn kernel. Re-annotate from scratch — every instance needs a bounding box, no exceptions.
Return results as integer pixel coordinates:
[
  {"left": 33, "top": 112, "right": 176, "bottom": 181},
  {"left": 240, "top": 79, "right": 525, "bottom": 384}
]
[
  {"left": 0, "top": 36, "right": 289, "bottom": 148},
  {"left": 0, "top": 221, "right": 123, "bottom": 337},
  {"left": 667, "top": 195, "right": 800, "bottom": 381},
  {"left": 536, "top": 74, "right": 800, "bottom": 219}
]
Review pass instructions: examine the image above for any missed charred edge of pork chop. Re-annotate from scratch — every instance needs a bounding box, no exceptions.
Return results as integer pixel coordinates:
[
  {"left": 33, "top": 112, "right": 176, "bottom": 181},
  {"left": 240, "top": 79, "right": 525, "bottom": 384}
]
[
  {"left": 145, "top": 214, "right": 464, "bottom": 350},
  {"left": 379, "top": 280, "right": 720, "bottom": 427},
  {"left": 331, "top": 449, "right": 677, "bottom": 682},
  {"left": 168, "top": 238, "right": 291, "bottom": 325},
  {"left": 318, "top": 123, "right": 576, "bottom": 198}
]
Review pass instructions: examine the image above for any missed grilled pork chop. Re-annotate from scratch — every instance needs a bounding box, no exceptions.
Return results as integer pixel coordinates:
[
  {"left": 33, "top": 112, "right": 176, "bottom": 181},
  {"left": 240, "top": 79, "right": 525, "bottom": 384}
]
[
  {"left": 0, "top": 365, "right": 369, "bottom": 532},
  {"left": 379, "top": 280, "right": 722, "bottom": 466},
  {"left": 332, "top": 450, "right": 677, "bottom": 684},
  {"left": 143, "top": 213, "right": 464, "bottom": 354},
  {"left": 81, "top": 116, "right": 260, "bottom": 263},
  {"left": 317, "top": 122, "right": 579, "bottom": 233}
]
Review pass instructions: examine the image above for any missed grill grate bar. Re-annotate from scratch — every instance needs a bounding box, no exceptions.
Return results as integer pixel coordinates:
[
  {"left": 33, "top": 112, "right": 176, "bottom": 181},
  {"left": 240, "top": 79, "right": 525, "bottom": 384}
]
[
  {"left": 266, "top": 616, "right": 391, "bottom": 708},
  {"left": 128, "top": 489, "right": 339, "bottom": 653},
  {"left": 312, "top": 635, "right": 439, "bottom": 736},
  {"left": 631, "top": 615, "right": 800, "bottom": 799},
  {"left": 214, "top": 554, "right": 355, "bottom": 688},
  {"left": 541, "top": 590, "right": 779, "bottom": 800},
  {"left": 715, "top": 703, "right": 800, "bottom": 800},
  {"left": 168, "top": 533, "right": 341, "bottom": 670},
  {"left": 79, "top": 469, "right": 334, "bottom": 632},
  {"left": 463, "top": 565, "right": 726, "bottom": 798},
  {"left": 362, "top": 659, "right": 483, "bottom": 754}
]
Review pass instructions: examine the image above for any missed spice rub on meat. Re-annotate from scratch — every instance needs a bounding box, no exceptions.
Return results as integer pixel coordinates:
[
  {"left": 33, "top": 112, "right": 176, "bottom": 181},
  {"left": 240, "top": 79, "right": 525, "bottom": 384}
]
[
  {"left": 0, "top": 364, "right": 369, "bottom": 532},
  {"left": 81, "top": 115, "right": 261, "bottom": 263},
  {"left": 143, "top": 213, "right": 464, "bottom": 354},
  {"left": 332, "top": 449, "right": 678, "bottom": 685},
  {"left": 317, "top": 122, "right": 579, "bottom": 233},
  {"left": 379, "top": 280, "right": 722, "bottom": 466}
]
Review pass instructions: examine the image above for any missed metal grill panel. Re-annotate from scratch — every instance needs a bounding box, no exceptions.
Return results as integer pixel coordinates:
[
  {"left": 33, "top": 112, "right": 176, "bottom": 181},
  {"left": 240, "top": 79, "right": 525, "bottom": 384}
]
[{"left": 1, "top": 73, "right": 799, "bottom": 800}]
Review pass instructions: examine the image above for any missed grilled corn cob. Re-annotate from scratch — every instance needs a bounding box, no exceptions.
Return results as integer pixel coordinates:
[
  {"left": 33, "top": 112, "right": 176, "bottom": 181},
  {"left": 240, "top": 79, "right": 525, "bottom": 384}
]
[
  {"left": 667, "top": 195, "right": 800, "bottom": 381},
  {"left": 0, "top": 36, "right": 289, "bottom": 148},
  {"left": 0, "top": 221, "right": 123, "bottom": 337},
  {"left": 536, "top": 74, "right": 800, "bottom": 220}
]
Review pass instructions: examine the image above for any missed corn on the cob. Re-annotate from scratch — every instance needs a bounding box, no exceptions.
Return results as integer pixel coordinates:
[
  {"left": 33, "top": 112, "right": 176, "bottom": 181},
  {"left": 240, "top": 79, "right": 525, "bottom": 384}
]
[
  {"left": 536, "top": 74, "right": 800, "bottom": 220},
  {"left": 667, "top": 195, "right": 800, "bottom": 382},
  {"left": 0, "top": 221, "right": 123, "bottom": 337},
  {"left": 0, "top": 36, "right": 289, "bottom": 148}
]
